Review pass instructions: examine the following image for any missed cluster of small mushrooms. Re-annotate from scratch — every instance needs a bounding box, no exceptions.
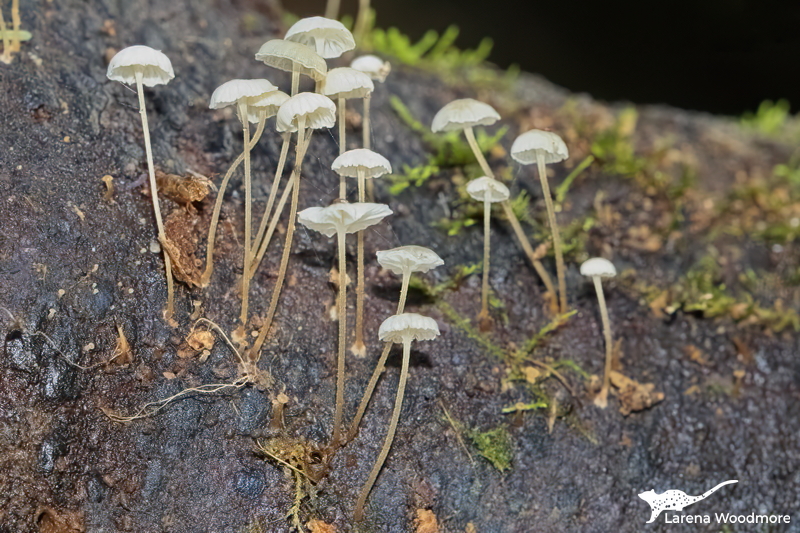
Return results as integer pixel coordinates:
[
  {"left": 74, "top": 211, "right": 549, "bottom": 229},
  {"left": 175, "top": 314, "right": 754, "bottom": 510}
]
[{"left": 106, "top": 12, "right": 619, "bottom": 524}]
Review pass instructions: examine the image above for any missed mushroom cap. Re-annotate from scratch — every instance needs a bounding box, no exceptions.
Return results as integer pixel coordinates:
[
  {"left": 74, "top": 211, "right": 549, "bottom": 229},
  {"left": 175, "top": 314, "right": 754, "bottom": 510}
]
[
  {"left": 248, "top": 90, "right": 290, "bottom": 122},
  {"left": 297, "top": 202, "right": 392, "bottom": 237},
  {"left": 580, "top": 257, "right": 617, "bottom": 278},
  {"left": 276, "top": 92, "right": 336, "bottom": 132},
  {"left": 331, "top": 149, "right": 391, "bottom": 179},
  {"left": 209, "top": 79, "right": 279, "bottom": 110},
  {"left": 431, "top": 98, "right": 500, "bottom": 133},
  {"left": 466, "top": 177, "right": 510, "bottom": 203},
  {"left": 350, "top": 55, "right": 391, "bottom": 82},
  {"left": 106, "top": 45, "right": 174, "bottom": 87},
  {"left": 255, "top": 39, "right": 327, "bottom": 81},
  {"left": 378, "top": 313, "right": 440, "bottom": 344},
  {"left": 510, "top": 129, "right": 569, "bottom": 165},
  {"left": 285, "top": 16, "right": 356, "bottom": 59},
  {"left": 376, "top": 245, "right": 444, "bottom": 276},
  {"left": 321, "top": 67, "right": 374, "bottom": 100}
]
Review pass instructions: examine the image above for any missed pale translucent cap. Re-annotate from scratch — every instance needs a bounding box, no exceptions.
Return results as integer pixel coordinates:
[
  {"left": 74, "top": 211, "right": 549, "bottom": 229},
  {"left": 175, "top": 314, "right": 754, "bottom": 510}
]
[
  {"left": 580, "top": 257, "right": 617, "bottom": 278},
  {"left": 209, "top": 79, "right": 279, "bottom": 110},
  {"left": 297, "top": 202, "right": 392, "bottom": 237},
  {"left": 276, "top": 93, "right": 336, "bottom": 132},
  {"left": 510, "top": 129, "right": 569, "bottom": 165},
  {"left": 379, "top": 313, "right": 440, "bottom": 344},
  {"left": 466, "top": 177, "right": 510, "bottom": 203},
  {"left": 332, "top": 149, "right": 391, "bottom": 179},
  {"left": 350, "top": 55, "right": 391, "bottom": 82},
  {"left": 431, "top": 98, "right": 500, "bottom": 133},
  {"left": 248, "top": 90, "right": 290, "bottom": 122},
  {"left": 376, "top": 245, "right": 444, "bottom": 275},
  {"left": 255, "top": 39, "right": 327, "bottom": 81},
  {"left": 285, "top": 16, "right": 356, "bottom": 59},
  {"left": 321, "top": 67, "right": 374, "bottom": 99},
  {"left": 107, "top": 45, "right": 174, "bottom": 87}
]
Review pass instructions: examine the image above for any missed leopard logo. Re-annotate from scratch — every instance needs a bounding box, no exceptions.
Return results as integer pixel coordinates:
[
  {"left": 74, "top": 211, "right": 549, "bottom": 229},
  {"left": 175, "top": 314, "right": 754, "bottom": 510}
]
[{"left": 638, "top": 480, "right": 738, "bottom": 523}]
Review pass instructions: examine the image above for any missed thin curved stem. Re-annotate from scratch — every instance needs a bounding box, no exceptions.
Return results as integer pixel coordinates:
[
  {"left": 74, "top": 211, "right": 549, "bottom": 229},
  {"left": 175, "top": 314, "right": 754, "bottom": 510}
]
[
  {"left": 239, "top": 102, "right": 253, "bottom": 327},
  {"left": 347, "top": 271, "right": 409, "bottom": 443},
  {"left": 499, "top": 201, "right": 557, "bottom": 299},
  {"left": 593, "top": 276, "right": 613, "bottom": 408},
  {"left": 354, "top": 338, "right": 410, "bottom": 521},
  {"left": 537, "top": 154, "right": 567, "bottom": 313},
  {"left": 200, "top": 117, "right": 266, "bottom": 287},
  {"left": 0, "top": 7, "right": 9, "bottom": 63},
  {"left": 332, "top": 228, "right": 347, "bottom": 448},
  {"left": 291, "top": 70, "right": 300, "bottom": 96},
  {"left": 352, "top": 168, "right": 367, "bottom": 356},
  {"left": 248, "top": 123, "right": 310, "bottom": 363},
  {"left": 249, "top": 166, "right": 295, "bottom": 280},
  {"left": 339, "top": 97, "right": 347, "bottom": 199},
  {"left": 479, "top": 196, "right": 491, "bottom": 321},
  {"left": 251, "top": 131, "right": 290, "bottom": 262},
  {"left": 364, "top": 95, "right": 374, "bottom": 201},
  {"left": 136, "top": 72, "right": 175, "bottom": 323},
  {"left": 463, "top": 126, "right": 493, "bottom": 178},
  {"left": 324, "top": 0, "right": 340, "bottom": 20},
  {"left": 353, "top": 0, "right": 371, "bottom": 44}
]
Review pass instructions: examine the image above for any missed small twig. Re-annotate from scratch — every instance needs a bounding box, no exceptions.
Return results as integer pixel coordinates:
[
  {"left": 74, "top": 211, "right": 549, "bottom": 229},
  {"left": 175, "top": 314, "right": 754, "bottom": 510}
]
[{"left": 439, "top": 400, "right": 474, "bottom": 465}]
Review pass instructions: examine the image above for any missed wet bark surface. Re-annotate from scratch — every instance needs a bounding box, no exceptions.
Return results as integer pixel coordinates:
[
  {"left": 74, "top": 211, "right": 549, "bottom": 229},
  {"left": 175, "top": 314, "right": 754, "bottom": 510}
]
[{"left": 1, "top": 1, "right": 799, "bottom": 532}]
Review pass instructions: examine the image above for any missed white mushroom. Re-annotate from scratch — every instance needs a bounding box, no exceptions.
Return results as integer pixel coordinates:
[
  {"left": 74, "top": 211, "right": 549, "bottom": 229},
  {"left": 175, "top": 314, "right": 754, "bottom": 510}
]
[
  {"left": 284, "top": 16, "right": 355, "bottom": 59},
  {"left": 348, "top": 245, "right": 443, "bottom": 442},
  {"left": 249, "top": 93, "right": 337, "bottom": 360},
  {"left": 322, "top": 67, "right": 375, "bottom": 188},
  {"left": 466, "top": 177, "right": 510, "bottom": 329},
  {"left": 580, "top": 257, "right": 617, "bottom": 408},
  {"left": 205, "top": 79, "right": 279, "bottom": 328},
  {"left": 255, "top": 39, "right": 327, "bottom": 95},
  {"left": 298, "top": 202, "right": 393, "bottom": 447},
  {"left": 431, "top": 98, "right": 500, "bottom": 178},
  {"left": 107, "top": 45, "right": 177, "bottom": 323},
  {"left": 354, "top": 313, "right": 440, "bottom": 521},
  {"left": 511, "top": 129, "right": 570, "bottom": 313},
  {"left": 331, "top": 149, "right": 392, "bottom": 357}
]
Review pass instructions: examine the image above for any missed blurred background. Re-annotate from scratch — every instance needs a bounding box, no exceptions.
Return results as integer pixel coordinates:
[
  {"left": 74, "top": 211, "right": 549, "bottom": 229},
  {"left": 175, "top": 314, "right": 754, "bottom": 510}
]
[{"left": 286, "top": 0, "right": 800, "bottom": 115}]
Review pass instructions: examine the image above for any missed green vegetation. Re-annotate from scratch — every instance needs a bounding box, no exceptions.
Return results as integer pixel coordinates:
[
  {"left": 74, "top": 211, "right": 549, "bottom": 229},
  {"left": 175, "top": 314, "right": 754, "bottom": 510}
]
[
  {"left": 555, "top": 155, "right": 595, "bottom": 205},
  {"left": 469, "top": 425, "right": 513, "bottom": 471},
  {"left": 740, "top": 99, "right": 791, "bottom": 136}
]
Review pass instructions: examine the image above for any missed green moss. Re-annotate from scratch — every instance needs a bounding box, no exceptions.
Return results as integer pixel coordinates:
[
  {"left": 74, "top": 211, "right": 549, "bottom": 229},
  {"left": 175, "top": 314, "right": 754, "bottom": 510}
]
[
  {"left": 741, "top": 99, "right": 791, "bottom": 136},
  {"left": 555, "top": 155, "right": 595, "bottom": 205},
  {"left": 469, "top": 425, "right": 513, "bottom": 472},
  {"left": 387, "top": 163, "right": 440, "bottom": 195},
  {"left": 436, "top": 300, "right": 506, "bottom": 359},
  {"left": 510, "top": 311, "right": 576, "bottom": 364}
]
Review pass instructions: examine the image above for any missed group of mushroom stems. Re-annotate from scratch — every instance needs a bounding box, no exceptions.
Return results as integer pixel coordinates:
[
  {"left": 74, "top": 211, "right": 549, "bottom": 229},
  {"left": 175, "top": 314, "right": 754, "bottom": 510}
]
[{"left": 106, "top": 13, "right": 619, "bottom": 522}]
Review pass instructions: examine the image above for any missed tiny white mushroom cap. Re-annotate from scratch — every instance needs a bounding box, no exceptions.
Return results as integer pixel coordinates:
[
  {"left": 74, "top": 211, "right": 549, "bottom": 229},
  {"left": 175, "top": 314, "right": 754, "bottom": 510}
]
[
  {"left": 321, "top": 67, "right": 374, "bottom": 100},
  {"left": 255, "top": 39, "right": 327, "bottom": 81},
  {"left": 510, "top": 129, "right": 569, "bottom": 165},
  {"left": 431, "top": 98, "right": 500, "bottom": 133},
  {"left": 285, "top": 16, "right": 356, "bottom": 59},
  {"left": 276, "top": 93, "right": 337, "bottom": 132},
  {"left": 209, "top": 78, "right": 279, "bottom": 107},
  {"left": 297, "top": 202, "right": 392, "bottom": 237},
  {"left": 332, "top": 149, "right": 391, "bottom": 179},
  {"left": 580, "top": 257, "right": 617, "bottom": 278},
  {"left": 350, "top": 55, "right": 391, "bottom": 82},
  {"left": 248, "top": 90, "right": 290, "bottom": 122},
  {"left": 379, "top": 313, "right": 440, "bottom": 344},
  {"left": 466, "top": 177, "right": 510, "bottom": 203},
  {"left": 377, "top": 245, "right": 444, "bottom": 275},
  {"left": 107, "top": 45, "right": 174, "bottom": 87}
]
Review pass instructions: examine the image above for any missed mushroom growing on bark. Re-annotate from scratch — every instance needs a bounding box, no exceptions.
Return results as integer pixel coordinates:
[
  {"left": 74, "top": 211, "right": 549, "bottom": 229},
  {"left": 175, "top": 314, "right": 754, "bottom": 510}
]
[
  {"left": 580, "top": 257, "right": 617, "bottom": 408},
  {"left": 248, "top": 93, "right": 336, "bottom": 359},
  {"left": 331, "top": 149, "right": 391, "bottom": 357},
  {"left": 297, "top": 202, "right": 393, "bottom": 448},
  {"left": 354, "top": 312, "right": 440, "bottom": 521},
  {"left": 284, "top": 16, "right": 355, "bottom": 60},
  {"left": 511, "top": 129, "right": 570, "bottom": 313},
  {"left": 466, "top": 176, "right": 510, "bottom": 330},
  {"left": 206, "top": 79, "right": 279, "bottom": 327},
  {"left": 255, "top": 39, "right": 327, "bottom": 95},
  {"left": 348, "top": 245, "right": 443, "bottom": 442},
  {"left": 106, "top": 45, "right": 177, "bottom": 323}
]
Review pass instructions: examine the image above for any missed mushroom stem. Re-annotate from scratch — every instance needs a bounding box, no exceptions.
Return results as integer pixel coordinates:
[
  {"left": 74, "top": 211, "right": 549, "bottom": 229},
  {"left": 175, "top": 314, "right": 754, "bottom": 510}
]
[
  {"left": 363, "top": 94, "right": 374, "bottom": 201},
  {"left": 353, "top": 0, "right": 371, "bottom": 44},
  {"left": 248, "top": 165, "right": 294, "bottom": 280},
  {"left": 135, "top": 70, "right": 175, "bottom": 322},
  {"left": 478, "top": 195, "right": 491, "bottom": 323},
  {"left": 248, "top": 121, "right": 311, "bottom": 363},
  {"left": 0, "top": 7, "right": 9, "bottom": 64},
  {"left": 338, "top": 97, "right": 347, "bottom": 198},
  {"left": 251, "top": 131, "right": 290, "bottom": 263},
  {"left": 347, "top": 269, "right": 409, "bottom": 443},
  {"left": 499, "top": 201, "right": 557, "bottom": 300},
  {"left": 238, "top": 101, "right": 253, "bottom": 327},
  {"left": 332, "top": 227, "right": 348, "bottom": 448},
  {"left": 352, "top": 168, "right": 367, "bottom": 356},
  {"left": 536, "top": 153, "right": 568, "bottom": 313},
  {"left": 324, "top": 0, "right": 341, "bottom": 20},
  {"left": 291, "top": 70, "right": 300, "bottom": 96},
  {"left": 201, "top": 116, "right": 266, "bottom": 287},
  {"left": 592, "top": 275, "right": 613, "bottom": 408},
  {"left": 354, "top": 337, "right": 411, "bottom": 521},
  {"left": 463, "top": 126, "right": 493, "bottom": 178},
  {"left": 10, "top": 0, "right": 19, "bottom": 54}
]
